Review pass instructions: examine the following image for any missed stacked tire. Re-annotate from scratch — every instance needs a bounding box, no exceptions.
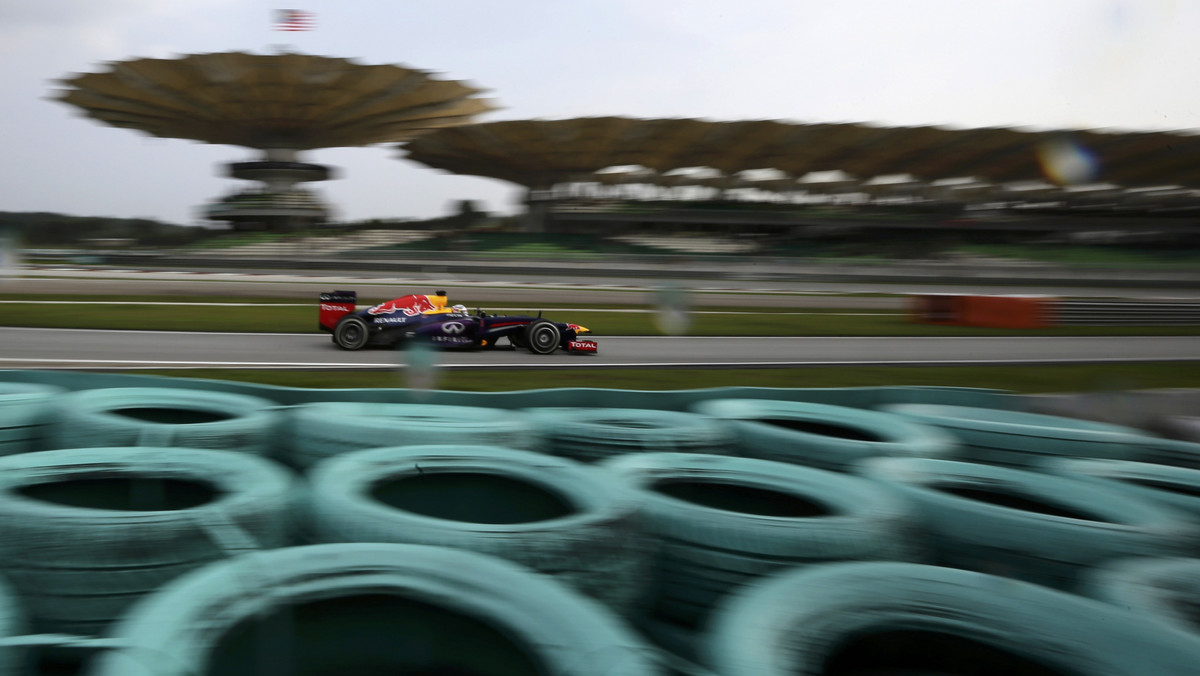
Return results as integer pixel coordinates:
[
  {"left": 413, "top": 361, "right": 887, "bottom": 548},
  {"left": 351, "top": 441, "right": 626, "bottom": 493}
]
[
  {"left": 46, "top": 387, "right": 284, "bottom": 457},
  {"left": 1040, "top": 457, "right": 1200, "bottom": 522},
  {"left": 525, "top": 407, "right": 734, "bottom": 462},
  {"left": 692, "top": 399, "right": 957, "bottom": 471},
  {"left": 881, "top": 403, "right": 1150, "bottom": 468},
  {"left": 0, "top": 573, "right": 26, "bottom": 676},
  {"left": 287, "top": 402, "right": 540, "bottom": 469},
  {"left": 858, "top": 457, "right": 1200, "bottom": 590},
  {"left": 305, "top": 445, "right": 650, "bottom": 612},
  {"left": 88, "top": 543, "right": 667, "bottom": 676},
  {"left": 599, "top": 453, "right": 919, "bottom": 632},
  {"left": 0, "top": 447, "right": 296, "bottom": 635},
  {"left": 1085, "top": 557, "right": 1200, "bottom": 637},
  {"left": 0, "top": 383, "right": 63, "bottom": 457},
  {"left": 706, "top": 561, "right": 1200, "bottom": 676}
]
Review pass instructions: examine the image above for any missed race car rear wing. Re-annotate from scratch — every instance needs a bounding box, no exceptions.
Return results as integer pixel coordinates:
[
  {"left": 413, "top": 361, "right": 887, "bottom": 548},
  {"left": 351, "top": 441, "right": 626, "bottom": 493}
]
[{"left": 318, "top": 290, "right": 356, "bottom": 332}]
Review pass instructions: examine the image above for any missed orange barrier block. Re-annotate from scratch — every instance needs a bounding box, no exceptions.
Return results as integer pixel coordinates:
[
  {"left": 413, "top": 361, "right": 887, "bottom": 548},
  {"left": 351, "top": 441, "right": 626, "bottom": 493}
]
[
  {"left": 910, "top": 294, "right": 1057, "bottom": 328},
  {"left": 909, "top": 294, "right": 967, "bottom": 325},
  {"left": 961, "top": 295, "right": 1054, "bottom": 328}
]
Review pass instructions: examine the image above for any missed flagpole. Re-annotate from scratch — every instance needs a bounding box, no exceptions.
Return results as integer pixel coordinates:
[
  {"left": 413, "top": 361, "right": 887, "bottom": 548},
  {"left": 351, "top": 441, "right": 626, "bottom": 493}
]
[
  {"left": 269, "top": 8, "right": 286, "bottom": 54},
  {"left": 269, "top": 9, "right": 314, "bottom": 54}
]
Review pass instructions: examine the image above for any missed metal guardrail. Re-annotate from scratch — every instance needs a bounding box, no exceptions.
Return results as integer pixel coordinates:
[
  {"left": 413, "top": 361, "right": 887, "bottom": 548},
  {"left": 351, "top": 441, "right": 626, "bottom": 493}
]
[
  {"left": 1052, "top": 301, "right": 1200, "bottom": 325},
  {"left": 22, "top": 248, "right": 1200, "bottom": 289}
]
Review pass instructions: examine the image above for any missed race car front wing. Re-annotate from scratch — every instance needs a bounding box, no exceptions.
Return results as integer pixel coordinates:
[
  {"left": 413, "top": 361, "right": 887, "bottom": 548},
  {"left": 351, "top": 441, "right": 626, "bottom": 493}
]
[{"left": 567, "top": 339, "right": 598, "bottom": 353}]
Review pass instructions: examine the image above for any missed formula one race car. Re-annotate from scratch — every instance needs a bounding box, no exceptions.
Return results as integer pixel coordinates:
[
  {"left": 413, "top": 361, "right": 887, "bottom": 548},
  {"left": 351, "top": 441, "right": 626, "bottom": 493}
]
[{"left": 319, "top": 290, "right": 598, "bottom": 354}]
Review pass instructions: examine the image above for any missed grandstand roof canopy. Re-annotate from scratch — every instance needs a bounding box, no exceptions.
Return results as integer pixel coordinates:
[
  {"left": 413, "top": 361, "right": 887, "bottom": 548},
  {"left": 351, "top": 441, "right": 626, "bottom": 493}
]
[
  {"left": 54, "top": 51, "right": 495, "bottom": 150},
  {"left": 399, "top": 117, "right": 1200, "bottom": 192}
]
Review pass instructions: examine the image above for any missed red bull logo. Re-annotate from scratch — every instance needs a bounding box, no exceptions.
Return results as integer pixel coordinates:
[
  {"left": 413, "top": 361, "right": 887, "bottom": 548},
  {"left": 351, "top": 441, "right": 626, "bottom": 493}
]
[{"left": 367, "top": 294, "right": 438, "bottom": 317}]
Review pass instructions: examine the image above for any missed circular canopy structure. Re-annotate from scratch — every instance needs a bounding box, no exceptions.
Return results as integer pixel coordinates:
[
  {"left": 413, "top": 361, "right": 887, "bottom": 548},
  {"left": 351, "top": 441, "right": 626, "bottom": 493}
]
[
  {"left": 400, "top": 117, "right": 1200, "bottom": 193},
  {"left": 397, "top": 117, "right": 674, "bottom": 188},
  {"left": 54, "top": 51, "right": 496, "bottom": 150},
  {"left": 54, "top": 51, "right": 496, "bottom": 231}
]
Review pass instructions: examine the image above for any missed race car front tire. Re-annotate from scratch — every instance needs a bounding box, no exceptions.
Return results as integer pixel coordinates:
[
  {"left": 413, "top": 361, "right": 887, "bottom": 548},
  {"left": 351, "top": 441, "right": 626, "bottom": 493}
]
[
  {"left": 525, "top": 320, "right": 561, "bottom": 355},
  {"left": 333, "top": 316, "right": 370, "bottom": 351}
]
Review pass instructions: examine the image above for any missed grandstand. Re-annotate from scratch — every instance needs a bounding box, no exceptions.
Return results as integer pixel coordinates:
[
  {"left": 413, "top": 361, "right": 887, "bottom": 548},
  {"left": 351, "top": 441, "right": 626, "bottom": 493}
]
[
  {"left": 401, "top": 118, "right": 1200, "bottom": 248},
  {"left": 52, "top": 53, "right": 1200, "bottom": 247}
]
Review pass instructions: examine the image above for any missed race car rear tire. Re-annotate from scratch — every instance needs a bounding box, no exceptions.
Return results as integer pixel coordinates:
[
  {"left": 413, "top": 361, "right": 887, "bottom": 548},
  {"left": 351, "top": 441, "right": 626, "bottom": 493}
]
[
  {"left": 333, "top": 316, "right": 370, "bottom": 351},
  {"left": 525, "top": 320, "right": 561, "bottom": 355}
]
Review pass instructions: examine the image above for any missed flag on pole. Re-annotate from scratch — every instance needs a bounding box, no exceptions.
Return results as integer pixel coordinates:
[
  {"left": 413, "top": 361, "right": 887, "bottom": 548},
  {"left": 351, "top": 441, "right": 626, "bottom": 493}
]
[{"left": 274, "top": 9, "right": 314, "bottom": 31}]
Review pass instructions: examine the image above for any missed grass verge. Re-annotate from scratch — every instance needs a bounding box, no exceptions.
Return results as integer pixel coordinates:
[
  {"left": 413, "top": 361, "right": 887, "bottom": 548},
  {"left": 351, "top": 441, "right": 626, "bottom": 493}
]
[
  {"left": 2, "top": 296, "right": 1199, "bottom": 337},
  {"left": 117, "top": 362, "right": 1200, "bottom": 393},
  {"left": 9, "top": 293, "right": 1198, "bottom": 395}
]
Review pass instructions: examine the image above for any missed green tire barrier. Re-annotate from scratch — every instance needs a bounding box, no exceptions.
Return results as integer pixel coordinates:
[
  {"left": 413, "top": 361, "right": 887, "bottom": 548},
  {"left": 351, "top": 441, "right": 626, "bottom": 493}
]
[
  {"left": 524, "top": 407, "right": 734, "bottom": 462},
  {"left": 307, "top": 445, "right": 650, "bottom": 613},
  {"left": 599, "top": 452, "right": 918, "bottom": 627},
  {"left": 691, "top": 398, "right": 958, "bottom": 471},
  {"left": 87, "top": 543, "right": 666, "bottom": 676},
  {"left": 0, "top": 574, "right": 27, "bottom": 676},
  {"left": 705, "top": 561, "right": 1200, "bottom": 676},
  {"left": 0, "top": 447, "right": 296, "bottom": 635},
  {"left": 880, "top": 402, "right": 1151, "bottom": 468},
  {"left": 287, "top": 402, "right": 540, "bottom": 469},
  {"left": 0, "top": 369, "right": 1019, "bottom": 411},
  {"left": 1084, "top": 557, "right": 1200, "bottom": 637},
  {"left": 631, "top": 616, "right": 706, "bottom": 674},
  {"left": 858, "top": 457, "right": 1200, "bottom": 591},
  {"left": 0, "top": 383, "right": 63, "bottom": 457},
  {"left": 1040, "top": 457, "right": 1200, "bottom": 523},
  {"left": 46, "top": 387, "right": 284, "bottom": 457},
  {"left": 1130, "top": 436, "right": 1200, "bottom": 470}
]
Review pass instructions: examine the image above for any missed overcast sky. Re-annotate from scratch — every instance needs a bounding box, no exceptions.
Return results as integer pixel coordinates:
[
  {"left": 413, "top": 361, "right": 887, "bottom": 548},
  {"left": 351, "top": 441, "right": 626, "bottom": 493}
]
[{"left": 1, "top": 0, "right": 1197, "bottom": 225}]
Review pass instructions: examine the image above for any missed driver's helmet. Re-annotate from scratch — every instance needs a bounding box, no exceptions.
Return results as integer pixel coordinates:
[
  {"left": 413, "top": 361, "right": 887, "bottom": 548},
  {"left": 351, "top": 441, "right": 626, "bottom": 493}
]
[{"left": 451, "top": 304, "right": 468, "bottom": 314}]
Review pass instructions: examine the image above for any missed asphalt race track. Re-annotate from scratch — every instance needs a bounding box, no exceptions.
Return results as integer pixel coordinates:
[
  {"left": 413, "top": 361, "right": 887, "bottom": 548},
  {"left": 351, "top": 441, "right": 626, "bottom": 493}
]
[
  {"left": 1, "top": 327, "right": 1197, "bottom": 370},
  {"left": 3, "top": 268, "right": 1199, "bottom": 370}
]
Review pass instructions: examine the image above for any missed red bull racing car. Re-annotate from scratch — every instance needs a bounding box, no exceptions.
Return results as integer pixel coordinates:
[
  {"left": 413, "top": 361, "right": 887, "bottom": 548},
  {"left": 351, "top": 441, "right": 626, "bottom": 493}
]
[{"left": 319, "top": 290, "right": 598, "bottom": 354}]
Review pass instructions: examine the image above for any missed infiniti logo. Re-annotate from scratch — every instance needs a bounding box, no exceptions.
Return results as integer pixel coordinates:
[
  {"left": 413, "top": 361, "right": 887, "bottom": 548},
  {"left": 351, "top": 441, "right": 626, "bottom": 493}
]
[{"left": 441, "top": 322, "right": 465, "bottom": 334}]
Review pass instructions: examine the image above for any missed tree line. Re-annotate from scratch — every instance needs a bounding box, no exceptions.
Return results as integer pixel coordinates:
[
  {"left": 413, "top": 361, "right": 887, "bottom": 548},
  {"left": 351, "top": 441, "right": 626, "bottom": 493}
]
[{"left": 0, "top": 212, "right": 206, "bottom": 247}]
